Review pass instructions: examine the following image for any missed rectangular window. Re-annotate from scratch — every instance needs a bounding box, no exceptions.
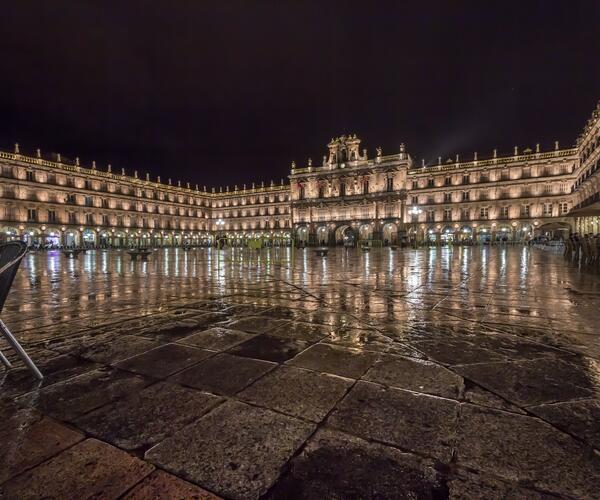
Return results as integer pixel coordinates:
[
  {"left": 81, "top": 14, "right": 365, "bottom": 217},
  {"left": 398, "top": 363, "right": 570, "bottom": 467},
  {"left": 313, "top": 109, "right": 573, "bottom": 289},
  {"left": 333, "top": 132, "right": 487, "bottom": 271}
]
[
  {"left": 426, "top": 210, "right": 435, "bottom": 222},
  {"left": 364, "top": 181, "right": 370, "bottom": 194},
  {"left": 462, "top": 191, "right": 470, "bottom": 201},
  {"left": 27, "top": 208, "right": 37, "bottom": 222},
  {"left": 340, "top": 183, "right": 346, "bottom": 196},
  {"left": 480, "top": 207, "right": 489, "bottom": 219},
  {"left": 26, "top": 170, "right": 35, "bottom": 182},
  {"left": 117, "top": 215, "right": 123, "bottom": 226},
  {"left": 85, "top": 196, "right": 93, "bottom": 207},
  {"left": 559, "top": 202, "right": 569, "bottom": 214},
  {"left": 443, "top": 209, "right": 451, "bottom": 221},
  {"left": 411, "top": 196, "right": 418, "bottom": 205},
  {"left": 444, "top": 192, "right": 452, "bottom": 203},
  {"left": 102, "top": 215, "right": 109, "bottom": 226},
  {"left": 500, "top": 206, "right": 509, "bottom": 219},
  {"left": 386, "top": 177, "right": 393, "bottom": 191},
  {"left": 48, "top": 210, "right": 57, "bottom": 223},
  {"left": 68, "top": 212, "right": 76, "bottom": 224},
  {"left": 412, "top": 180, "right": 418, "bottom": 190},
  {"left": 85, "top": 213, "right": 93, "bottom": 225},
  {"left": 318, "top": 186, "right": 325, "bottom": 198},
  {"left": 461, "top": 208, "right": 470, "bottom": 220},
  {"left": 463, "top": 175, "right": 469, "bottom": 184},
  {"left": 521, "top": 204, "right": 530, "bottom": 217},
  {"left": 299, "top": 186, "right": 305, "bottom": 200},
  {"left": 542, "top": 203, "right": 553, "bottom": 216},
  {"left": 427, "top": 178, "right": 434, "bottom": 187},
  {"left": 445, "top": 177, "right": 451, "bottom": 186},
  {"left": 85, "top": 180, "right": 92, "bottom": 190}
]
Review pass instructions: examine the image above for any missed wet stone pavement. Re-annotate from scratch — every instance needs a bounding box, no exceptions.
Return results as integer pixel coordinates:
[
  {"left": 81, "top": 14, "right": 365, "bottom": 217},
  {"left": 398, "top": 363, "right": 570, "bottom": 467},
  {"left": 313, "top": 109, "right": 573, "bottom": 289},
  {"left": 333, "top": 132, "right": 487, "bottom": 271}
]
[{"left": 1, "top": 246, "right": 600, "bottom": 499}]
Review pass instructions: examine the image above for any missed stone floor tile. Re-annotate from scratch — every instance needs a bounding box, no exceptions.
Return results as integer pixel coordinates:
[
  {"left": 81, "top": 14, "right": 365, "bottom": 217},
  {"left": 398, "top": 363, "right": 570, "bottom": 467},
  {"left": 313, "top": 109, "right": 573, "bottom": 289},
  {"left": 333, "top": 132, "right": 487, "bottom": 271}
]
[
  {"left": 74, "top": 381, "right": 222, "bottom": 450},
  {"left": 327, "top": 381, "right": 459, "bottom": 463},
  {"left": 224, "top": 316, "right": 284, "bottom": 334},
  {"left": 123, "top": 469, "right": 222, "bottom": 499},
  {"left": 14, "top": 366, "right": 152, "bottom": 421},
  {"left": 265, "top": 428, "right": 447, "bottom": 499},
  {"left": 115, "top": 343, "right": 213, "bottom": 378},
  {"left": 140, "top": 312, "right": 228, "bottom": 340},
  {"left": 0, "top": 353, "right": 101, "bottom": 400},
  {"left": 238, "top": 365, "right": 352, "bottom": 422},
  {"left": 268, "top": 321, "right": 332, "bottom": 342},
  {"left": 227, "top": 334, "right": 309, "bottom": 363},
  {"left": 0, "top": 416, "right": 84, "bottom": 484},
  {"left": 0, "top": 438, "right": 154, "bottom": 499},
  {"left": 455, "top": 358, "right": 597, "bottom": 406},
  {"left": 70, "top": 334, "right": 163, "bottom": 364},
  {"left": 177, "top": 326, "right": 256, "bottom": 350},
  {"left": 146, "top": 400, "right": 315, "bottom": 500},
  {"left": 528, "top": 398, "right": 600, "bottom": 449},
  {"left": 363, "top": 353, "right": 464, "bottom": 399},
  {"left": 287, "top": 343, "right": 378, "bottom": 379},
  {"left": 456, "top": 404, "right": 600, "bottom": 498},
  {"left": 169, "top": 352, "right": 276, "bottom": 395}
]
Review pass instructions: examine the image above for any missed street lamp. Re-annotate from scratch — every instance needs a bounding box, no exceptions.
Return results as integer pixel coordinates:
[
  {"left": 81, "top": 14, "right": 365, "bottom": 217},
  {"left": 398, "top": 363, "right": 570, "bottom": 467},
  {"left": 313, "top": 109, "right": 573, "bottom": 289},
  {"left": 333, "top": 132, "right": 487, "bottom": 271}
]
[{"left": 408, "top": 205, "right": 423, "bottom": 247}]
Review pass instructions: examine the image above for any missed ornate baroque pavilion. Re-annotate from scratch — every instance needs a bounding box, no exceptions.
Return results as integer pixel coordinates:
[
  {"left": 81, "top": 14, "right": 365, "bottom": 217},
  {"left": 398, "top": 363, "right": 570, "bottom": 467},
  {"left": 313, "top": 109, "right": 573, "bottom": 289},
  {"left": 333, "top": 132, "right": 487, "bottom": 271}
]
[{"left": 1, "top": 101, "right": 599, "bottom": 247}]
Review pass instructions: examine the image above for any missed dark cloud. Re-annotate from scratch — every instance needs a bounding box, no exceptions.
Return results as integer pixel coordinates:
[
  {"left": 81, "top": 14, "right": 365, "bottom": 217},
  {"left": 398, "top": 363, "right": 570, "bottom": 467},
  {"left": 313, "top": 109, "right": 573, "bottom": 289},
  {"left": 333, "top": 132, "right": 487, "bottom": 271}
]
[{"left": 1, "top": 0, "right": 599, "bottom": 187}]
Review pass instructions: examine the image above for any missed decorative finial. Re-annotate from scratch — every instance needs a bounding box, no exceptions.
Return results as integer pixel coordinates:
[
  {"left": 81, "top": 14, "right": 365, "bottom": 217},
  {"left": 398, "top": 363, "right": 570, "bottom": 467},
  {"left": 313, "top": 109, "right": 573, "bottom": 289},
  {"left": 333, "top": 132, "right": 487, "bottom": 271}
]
[
  {"left": 455, "top": 154, "right": 459, "bottom": 163},
  {"left": 514, "top": 146, "right": 518, "bottom": 156},
  {"left": 107, "top": 164, "right": 111, "bottom": 172},
  {"left": 474, "top": 152, "right": 478, "bottom": 161},
  {"left": 177, "top": 180, "right": 181, "bottom": 187},
  {"left": 400, "top": 143, "right": 405, "bottom": 153},
  {"left": 421, "top": 159, "right": 425, "bottom": 167},
  {"left": 76, "top": 157, "right": 80, "bottom": 166},
  {"left": 308, "top": 158, "right": 312, "bottom": 167},
  {"left": 280, "top": 178, "right": 284, "bottom": 185},
  {"left": 14, "top": 143, "right": 19, "bottom": 154},
  {"left": 291, "top": 160, "right": 296, "bottom": 168},
  {"left": 270, "top": 179, "right": 274, "bottom": 186},
  {"left": 536, "top": 143, "right": 540, "bottom": 153},
  {"left": 554, "top": 140, "right": 559, "bottom": 150},
  {"left": 493, "top": 148, "right": 497, "bottom": 158},
  {"left": 122, "top": 168, "right": 125, "bottom": 175},
  {"left": 438, "top": 156, "right": 441, "bottom": 165},
  {"left": 168, "top": 178, "right": 172, "bottom": 185},
  {"left": 234, "top": 184, "right": 238, "bottom": 191},
  {"left": 186, "top": 182, "right": 190, "bottom": 189},
  {"left": 261, "top": 181, "right": 264, "bottom": 188},
  {"left": 203, "top": 185, "right": 206, "bottom": 191},
  {"left": 92, "top": 161, "right": 96, "bottom": 169},
  {"left": 157, "top": 175, "right": 161, "bottom": 183},
  {"left": 146, "top": 173, "right": 150, "bottom": 181},
  {"left": 36, "top": 148, "right": 41, "bottom": 158},
  {"left": 57, "top": 153, "right": 61, "bottom": 162}
]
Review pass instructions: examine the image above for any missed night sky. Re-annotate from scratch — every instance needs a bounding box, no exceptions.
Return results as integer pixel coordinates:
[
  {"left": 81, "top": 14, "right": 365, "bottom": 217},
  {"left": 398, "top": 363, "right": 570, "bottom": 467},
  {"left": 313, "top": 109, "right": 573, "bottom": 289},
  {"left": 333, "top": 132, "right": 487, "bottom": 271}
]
[{"left": 1, "top": 1, "right": 599, "bottom": 189}]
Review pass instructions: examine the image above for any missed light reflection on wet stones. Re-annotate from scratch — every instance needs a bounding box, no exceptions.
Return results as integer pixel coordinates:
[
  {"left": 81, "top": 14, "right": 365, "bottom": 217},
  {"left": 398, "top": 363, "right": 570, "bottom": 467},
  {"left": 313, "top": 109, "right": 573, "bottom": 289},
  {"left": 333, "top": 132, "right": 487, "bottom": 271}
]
[{"left": 1, "top": 246, "right": 600, "bottom": 498}]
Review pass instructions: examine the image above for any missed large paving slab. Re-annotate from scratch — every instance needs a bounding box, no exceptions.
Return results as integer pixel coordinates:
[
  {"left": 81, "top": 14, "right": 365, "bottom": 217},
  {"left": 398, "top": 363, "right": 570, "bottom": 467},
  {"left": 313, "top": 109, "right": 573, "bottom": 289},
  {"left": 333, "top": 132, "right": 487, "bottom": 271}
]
[
  {"left": 288, "top": 343, "right": 379, "bottom": 378},
  {"left": 327, "top": 381, "right": 460, "bottom": 463},
  {"left": 0, "top": 438, "right": 154, "bottom": 499},
  {"left": 265, "top": 428, "right": 448, "bottom": 499},
  {"left": 146, "top": 400, "right": 315, "bottom": 500},
  {"left": 238, "top": 365, "right": 353, "bottom": 422},
  {"left": 14, "top": 366, "right": 153, "bottom": 421},
  {"left": 455, "top": 404, "right": 600, "bottom": 498},
  {"left": 74, "top": 381, "right": 222, "bottom": 450},
  {"left": 115, "top": 343, "right": 214, "bottom": 378},
  {"left": 169, "top": 352, "right": 276, "bottom": 395}
]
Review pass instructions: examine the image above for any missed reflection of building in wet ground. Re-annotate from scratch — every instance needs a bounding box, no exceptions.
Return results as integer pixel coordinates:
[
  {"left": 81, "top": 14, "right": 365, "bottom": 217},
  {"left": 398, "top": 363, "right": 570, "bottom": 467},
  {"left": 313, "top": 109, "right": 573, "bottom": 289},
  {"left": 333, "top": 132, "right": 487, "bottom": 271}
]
[
  {"left": 1, "top": 246, "right": 600, "bottom": 498},
  {"left": 1, "top": 100, "right": 599, "bottom": 248}
]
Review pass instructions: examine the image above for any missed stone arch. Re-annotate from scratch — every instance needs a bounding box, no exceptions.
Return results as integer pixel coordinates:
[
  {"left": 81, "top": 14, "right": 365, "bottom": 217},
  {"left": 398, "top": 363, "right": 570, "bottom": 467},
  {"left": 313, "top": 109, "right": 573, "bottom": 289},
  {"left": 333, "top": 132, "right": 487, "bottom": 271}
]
[
  {"left": 382, "top": 222, "right": 398, "bottom": 245},
  {"left": 335, "top": 225, "right": 356, "bottom": 246}
]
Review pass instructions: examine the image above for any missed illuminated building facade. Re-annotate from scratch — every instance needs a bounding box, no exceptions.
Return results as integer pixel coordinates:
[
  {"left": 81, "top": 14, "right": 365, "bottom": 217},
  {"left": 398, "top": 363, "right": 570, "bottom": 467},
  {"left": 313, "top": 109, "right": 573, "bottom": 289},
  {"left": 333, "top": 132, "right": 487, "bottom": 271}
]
[{"left": 1, "top": 100, "right": 599, "bottom": 247}]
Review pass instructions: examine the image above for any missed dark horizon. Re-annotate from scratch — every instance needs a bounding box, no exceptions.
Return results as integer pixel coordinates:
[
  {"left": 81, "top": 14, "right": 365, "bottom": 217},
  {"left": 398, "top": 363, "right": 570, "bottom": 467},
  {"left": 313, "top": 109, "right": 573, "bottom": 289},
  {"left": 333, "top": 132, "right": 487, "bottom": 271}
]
[{"left": 1, "top": 1, "right": 599, "bottom": 189}]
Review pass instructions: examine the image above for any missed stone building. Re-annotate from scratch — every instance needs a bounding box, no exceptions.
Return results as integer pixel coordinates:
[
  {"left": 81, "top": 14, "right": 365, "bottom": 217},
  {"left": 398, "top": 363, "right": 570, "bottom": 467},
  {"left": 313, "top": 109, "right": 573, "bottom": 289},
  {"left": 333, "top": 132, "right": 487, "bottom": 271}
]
[{"left": 1, "top": 100, "right": 599, "bottom": 247}]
